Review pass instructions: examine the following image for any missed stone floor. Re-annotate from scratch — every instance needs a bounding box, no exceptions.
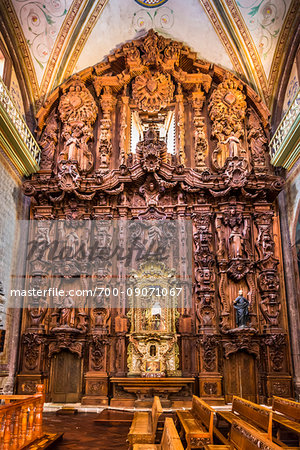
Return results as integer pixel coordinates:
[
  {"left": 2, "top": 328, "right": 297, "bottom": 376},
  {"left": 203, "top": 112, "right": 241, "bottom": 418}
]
[
  {"left": 42, "top": 405, "right": 234, "bottom": 449},
  {"left": 43, "top": 412, "right": 130, "bottom": 449}
]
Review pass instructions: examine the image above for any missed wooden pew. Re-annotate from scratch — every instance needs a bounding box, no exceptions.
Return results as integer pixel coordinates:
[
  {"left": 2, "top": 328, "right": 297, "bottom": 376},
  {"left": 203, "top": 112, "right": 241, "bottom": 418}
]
[
  {"left": 127, "top": 396, "right": 163, "bottom": 449},
  {"left": 133, "top": 417, "right": 184, "bottom": 450},
  {"left": 216, "top": 396, "right": 272, "bottom": 440},
  {"left": 272, "top": 396, "right": 300, "bottom": 443},
  {"left": 176, "top": 395, "right": 214, "bottom": 450},
  {"left": 205, "top": 419, "right": 283, "bottom": 449}
]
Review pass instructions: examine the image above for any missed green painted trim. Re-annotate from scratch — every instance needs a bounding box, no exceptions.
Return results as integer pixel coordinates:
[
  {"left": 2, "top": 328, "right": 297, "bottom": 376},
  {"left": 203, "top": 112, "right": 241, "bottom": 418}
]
[
  {"left": 0, "top": 103, "right": 39, "bottom": 175},
  {"left": 54, "top": 0, "right": 95, "bottom": 86},
  {"left": 285, "top": 141, "right": 300, "bottom": 170},
  {"left": 212, "top": 0, "right": 259, "bottom": 94},
  {"left": 271, "top": 113, "right": 300, "bottom": 169}
]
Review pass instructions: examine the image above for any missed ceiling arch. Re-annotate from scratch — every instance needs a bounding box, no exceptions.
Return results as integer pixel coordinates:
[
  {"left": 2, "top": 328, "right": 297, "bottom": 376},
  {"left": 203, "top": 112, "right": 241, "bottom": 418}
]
[{"left": 0, "top": 0, "right": 299, "bottom": 111}]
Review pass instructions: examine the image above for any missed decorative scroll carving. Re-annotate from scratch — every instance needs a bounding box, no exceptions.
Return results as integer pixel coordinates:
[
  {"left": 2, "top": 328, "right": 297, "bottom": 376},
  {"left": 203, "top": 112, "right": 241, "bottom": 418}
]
[
  {"left": 90, "top": 335, "right": 109, "bottom": 371},
  {"left": 190, "top": 88, "right": 210, "bottom": 172},
  {"left": 23, "top": 333, "right": 43, "bottom": 371},
  {"left": 200, "top": 335, "right": 217, "bottom": 372},
  {"left": 48, "top": 334, "right": 83, "bottom": 358},
  {"left": 223, "top": 333, "right": 260, "bottom": 359},
  {"left": 18, "top": 30, "right": 291, "bottom": 403},
  {"left": 132, "top": 71, "right": 174, "bottom": 112},
  {"left": 98, "top": 87, "right": 116, "bottom": 170},
  {"left": 264, "top": 333, "right": 286, "bottom": 372},
  {"left": 209, "top": 74, "right": 247, "bottom": 170},
  {"left": 176, "top": 85, "right": 186, "bottom": 166}
]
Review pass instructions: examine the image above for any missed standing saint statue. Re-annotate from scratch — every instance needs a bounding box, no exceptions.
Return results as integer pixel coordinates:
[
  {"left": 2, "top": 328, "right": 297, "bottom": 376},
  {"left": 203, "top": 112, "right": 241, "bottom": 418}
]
[{"left": 233, "top": 289, "right": 250, "bottom": 328}]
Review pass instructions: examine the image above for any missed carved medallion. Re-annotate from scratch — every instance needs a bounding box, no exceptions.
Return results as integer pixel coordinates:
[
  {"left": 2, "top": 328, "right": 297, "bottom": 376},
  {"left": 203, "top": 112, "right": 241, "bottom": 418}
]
[
  {"left": 132, "top": 71, "right": 174, "bottom": 112},
  {"left": 59, "top": 76, "right": 97, "bottom": 124}
]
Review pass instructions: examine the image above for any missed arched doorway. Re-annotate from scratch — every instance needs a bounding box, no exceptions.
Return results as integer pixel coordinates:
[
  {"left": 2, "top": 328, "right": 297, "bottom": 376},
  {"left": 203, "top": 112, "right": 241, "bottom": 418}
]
[
  {"left": 223, "top": 351, "right": 257, "bottom": 403},
  {"left": 50, "top": 350, "right": 83, "bottom": 403}
]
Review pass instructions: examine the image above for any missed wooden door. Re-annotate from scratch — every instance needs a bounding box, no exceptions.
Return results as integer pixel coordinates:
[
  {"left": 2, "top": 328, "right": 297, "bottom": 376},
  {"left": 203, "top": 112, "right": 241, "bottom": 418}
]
[
  {"left": 223, "top": 351, "right": 257, "bottom": 403},
  {"left": 50, "top": 350, "right": 82, "bottom": 403}
]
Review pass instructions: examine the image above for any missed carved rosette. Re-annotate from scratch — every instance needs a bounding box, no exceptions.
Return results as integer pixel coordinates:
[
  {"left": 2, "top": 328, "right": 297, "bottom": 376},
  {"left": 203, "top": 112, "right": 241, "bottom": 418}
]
[{"left": 90, "top": 335, "right": 109, "bottom": 371}]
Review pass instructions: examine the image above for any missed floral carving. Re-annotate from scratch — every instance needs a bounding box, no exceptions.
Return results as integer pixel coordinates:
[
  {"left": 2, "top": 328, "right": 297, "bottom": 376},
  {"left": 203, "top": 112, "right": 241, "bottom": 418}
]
[
  {"left": 91, "top": 335, "right": 109, "bottom": 371},
  {"left": 23, "top": 333, "right": 43, "bottom": 371},
  {"left": 19, "top": 30, "right": 290, "bottom": 404},
  {"left": 200, "top": 335, "right": 217, "bottom": 372},
  {"left": 132, "top": 71, "right": 174, "bottom": 112},
  {"left": 264, "top": 333, "right": 286, "bottom": 372}
]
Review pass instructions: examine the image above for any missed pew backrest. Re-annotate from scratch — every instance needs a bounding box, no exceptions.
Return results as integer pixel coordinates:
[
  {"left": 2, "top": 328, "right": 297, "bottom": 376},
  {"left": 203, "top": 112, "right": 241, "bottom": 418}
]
[
  {"left": 272, "top": 396, "right": 300, "bottom": 423},
  {"left": 161, "top": 418, "right": 184, "bottom": 450},
  {"left": 230, "top": 419, "right": 282, "bottom": 450},
  {"left": 191, "top": 395, "right": 214, "bottom": 442},
  {"left": 232, "top": 396, "right": 272, "bottom": 439},
  {"left": 151, "top": 396, "right": 163, "bottom": 434}
]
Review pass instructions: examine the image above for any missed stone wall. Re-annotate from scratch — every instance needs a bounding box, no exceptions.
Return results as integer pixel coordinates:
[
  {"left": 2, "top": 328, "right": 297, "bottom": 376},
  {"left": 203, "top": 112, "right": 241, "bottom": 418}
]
[{"left": 0, "top": 148, "right": 29, "bottom": 393}]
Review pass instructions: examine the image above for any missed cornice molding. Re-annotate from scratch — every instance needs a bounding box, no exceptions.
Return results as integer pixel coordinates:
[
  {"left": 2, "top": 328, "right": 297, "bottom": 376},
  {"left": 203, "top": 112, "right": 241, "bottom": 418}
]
[
  {"left": 37, "top": 0, "right": 87, "bottom": 108},
  {"left": 268, "top": 0, "right": 300, "bottom": 114},
  {"left": 199, "top": 0, "right": 245, "bottom": 78},
  {"left": 217, "top": 0, "right": 267, "bottom": 102},
  {"left": 0, "top": 0, "right": 40, "bottom": 103},
  {"left": 58, "top": 0, "right": 109, "bottom": 85},
  {"left": 270, "top": 89, "right": 300, "bottom": 171},
  {"left": 0, "top": 78, "right": 40, "bottom": 176}
]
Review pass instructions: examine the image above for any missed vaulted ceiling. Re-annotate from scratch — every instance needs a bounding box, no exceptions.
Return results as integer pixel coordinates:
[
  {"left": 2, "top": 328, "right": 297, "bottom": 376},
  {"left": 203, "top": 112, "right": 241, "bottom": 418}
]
[{"left": 1, "top": 0, "right": 299, "bottom": 112}]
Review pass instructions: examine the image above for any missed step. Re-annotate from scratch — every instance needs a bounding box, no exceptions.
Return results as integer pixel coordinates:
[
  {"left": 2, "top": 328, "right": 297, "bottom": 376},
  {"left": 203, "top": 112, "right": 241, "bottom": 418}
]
[{"left": 23, "top": 432, "right": 63, "bottom": 449}]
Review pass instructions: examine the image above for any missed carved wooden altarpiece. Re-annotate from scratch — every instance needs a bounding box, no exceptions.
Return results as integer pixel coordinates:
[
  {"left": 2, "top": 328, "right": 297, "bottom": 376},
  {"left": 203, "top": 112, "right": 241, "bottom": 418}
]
[{"left": 18, "top": 30, "right": 292, "bottom": 405}]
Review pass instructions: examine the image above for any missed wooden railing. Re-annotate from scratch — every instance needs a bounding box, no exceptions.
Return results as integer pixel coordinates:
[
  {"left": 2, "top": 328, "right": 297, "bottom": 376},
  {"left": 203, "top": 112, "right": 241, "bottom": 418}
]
[
  {"left": 0, "top": 76, "right": 41, "bottom": 166},
  {"left": 0, "top": 384, "right": 44, "bottom": 449}
]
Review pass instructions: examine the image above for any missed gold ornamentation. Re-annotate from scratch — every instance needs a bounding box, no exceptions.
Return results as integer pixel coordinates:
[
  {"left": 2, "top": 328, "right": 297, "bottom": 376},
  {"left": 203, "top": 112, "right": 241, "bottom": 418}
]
[{"left": 127, "top": 261, "right": 180, "bottom": 376}]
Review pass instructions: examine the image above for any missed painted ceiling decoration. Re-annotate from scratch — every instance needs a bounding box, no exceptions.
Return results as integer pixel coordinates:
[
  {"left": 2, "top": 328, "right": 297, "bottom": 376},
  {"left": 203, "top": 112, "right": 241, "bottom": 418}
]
[
  {"left": 134, "top": 0, "right": 169, "bottom": 7},
  {"left": 0, "top": 0, "right": 298, "bottom": 113}
]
